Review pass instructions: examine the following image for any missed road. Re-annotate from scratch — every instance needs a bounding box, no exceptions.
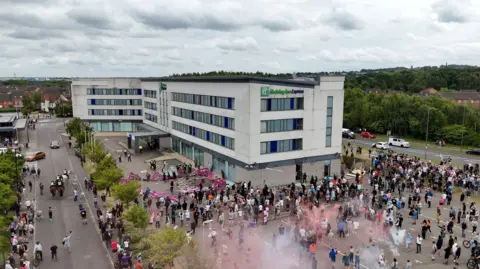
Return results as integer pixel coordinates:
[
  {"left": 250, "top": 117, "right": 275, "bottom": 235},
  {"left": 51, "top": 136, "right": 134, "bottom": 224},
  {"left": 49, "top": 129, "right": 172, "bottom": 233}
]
[
  {"left": 349, "top": 138, "right": 480, "bottom": 165},
  {"left": 30, "top": 118, "right": 112, "bottom": 269}
]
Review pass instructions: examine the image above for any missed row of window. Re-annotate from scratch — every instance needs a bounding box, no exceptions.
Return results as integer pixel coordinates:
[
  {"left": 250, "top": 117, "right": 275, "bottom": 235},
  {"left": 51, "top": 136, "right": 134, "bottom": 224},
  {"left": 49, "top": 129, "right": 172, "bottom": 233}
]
[
  {"left": 86, "top": 88, "right": 142, "bottom": 95},
  {"left": 144, "top": 101, "right": 157, "bottom": 110},
  {"left": 145, "top": 113, "right": 158, "bottom": 123},
  {"left": 261, "top": 139, "right": 303, "bottom": 154},
  {"left": 260, "top": 119, "right": 303, "bottom": 133},
  {"left": 171, "top": 93, "right": 235, "bottom": 110},
  {"left": 260, "top": 98, "right": 304, "bottom": 112},
  {"left": 87, "top": 99, "right": 142, "bottom": 106},
  {"left": 172, "top": 107, "right": 235, "bottom": 130},
  {"left": 88, "top": 109, "right": 142, "bottom": 116},
  {"left": 172, "top": 121, "right": 235, "bottom": 150},
  {"left": 144, "top": 90, "right": 157, "bottom": 99},
  {"left": 326, "top": 96, "right": 333, "bottom": 147}
]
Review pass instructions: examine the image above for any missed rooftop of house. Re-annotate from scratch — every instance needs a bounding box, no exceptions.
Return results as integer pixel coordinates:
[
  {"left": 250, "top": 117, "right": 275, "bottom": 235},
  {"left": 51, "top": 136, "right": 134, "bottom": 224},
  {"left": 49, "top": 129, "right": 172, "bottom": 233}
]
[{"left": 439, "top": 91, "right": 480, "bottom": 100}]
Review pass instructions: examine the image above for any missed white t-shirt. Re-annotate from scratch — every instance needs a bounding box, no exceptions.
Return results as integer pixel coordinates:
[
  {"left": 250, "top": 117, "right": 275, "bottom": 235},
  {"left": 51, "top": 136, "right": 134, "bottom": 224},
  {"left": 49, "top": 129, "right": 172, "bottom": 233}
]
[
  {"left": 25, "top": 200, "right": 31, "bottom": 207},
  {"left": 299, "top": 229, "right": 306, "bottom": 237}
]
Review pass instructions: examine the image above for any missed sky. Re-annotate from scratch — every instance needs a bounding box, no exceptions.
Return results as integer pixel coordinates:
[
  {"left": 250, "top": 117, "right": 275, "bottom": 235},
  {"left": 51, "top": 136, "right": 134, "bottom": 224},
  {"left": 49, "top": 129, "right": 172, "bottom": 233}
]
[{"left": 0, "top": 0, "right": 480, "bottom": 77}]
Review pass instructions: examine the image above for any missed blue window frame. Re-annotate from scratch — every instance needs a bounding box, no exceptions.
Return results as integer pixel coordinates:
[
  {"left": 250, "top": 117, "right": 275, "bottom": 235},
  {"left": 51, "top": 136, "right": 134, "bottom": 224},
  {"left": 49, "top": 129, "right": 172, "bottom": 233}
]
[
  {"left": 228, "top": 98, "right": 233, "bottom": 109},
  {"left": 224, "top": 117, "right": 229, "bottom": 128},
  {"left": 290, "top": 98, "right": 294, "bottom": 109},
  {"left": 91, "top": 110, "right": 95, "bottom": 115},
  {"left": 189, "top": 126, "right": 193, "bottom": 135},
  {"left": 267, "top": 99, "right": 272, "bottom": 111},
  {"left": 221, "top": 136, "right": 226, "bottom": 146},
  {"left": 210, "top": 114, "right": 213, "bottom": 123},
  {"left": 270, "top": 141, "right": 278, "bottom": 153},
  {"left": 293, "top": 119, "right": 297, "bottom": 129},
  {"left": 292, "top": 139, "right": 296, "bottom": 149},
  {"left": 119, "top": 110, "right": 123, "bottom": 115},
  {"left": 192, "top": 127, "right": 196, "bottom": 136},
  {"left": 137, "top": 89, "right": 142, "bottom": 95},
  {"left": 138, "top": 110, "right": 142, "bottom": 115},
  {"left": 91, "top": 99, "right": 96, "bottom": 105},
  {"left": 206, "top": 131, "right": 210, "bottom": 140},
  {"left": 92, "top": 89, "right": 96, "bottom": 95},
  {"left": 191, "top": 111, "right": 194, "bottom": 119}
]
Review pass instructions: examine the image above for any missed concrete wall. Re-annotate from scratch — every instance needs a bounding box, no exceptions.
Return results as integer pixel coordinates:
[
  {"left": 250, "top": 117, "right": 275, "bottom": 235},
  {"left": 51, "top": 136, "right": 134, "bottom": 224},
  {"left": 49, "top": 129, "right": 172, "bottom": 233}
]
[
  {"left": 159, "top": 137, "right": 171, "bottom": 149},
  {"left": 203, "top": 152, "right": 213, "bottom": 169}
]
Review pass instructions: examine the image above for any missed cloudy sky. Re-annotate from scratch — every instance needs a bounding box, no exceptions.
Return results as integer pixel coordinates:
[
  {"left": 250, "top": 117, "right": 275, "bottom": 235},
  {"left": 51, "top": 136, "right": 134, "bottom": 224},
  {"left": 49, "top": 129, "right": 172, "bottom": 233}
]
[{"left": 0, "top": 0, "right": 479, "bottom": 77}]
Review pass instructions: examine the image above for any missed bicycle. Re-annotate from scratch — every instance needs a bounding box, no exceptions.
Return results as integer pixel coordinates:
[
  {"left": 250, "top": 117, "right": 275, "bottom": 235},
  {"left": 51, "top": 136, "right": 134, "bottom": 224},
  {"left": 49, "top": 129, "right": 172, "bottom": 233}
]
[
  {"left": 467, "top": 257, "right": 476, "bottom": 269},
  {"left": 32, "top": 251, "right": 42, "bottom": 267}
]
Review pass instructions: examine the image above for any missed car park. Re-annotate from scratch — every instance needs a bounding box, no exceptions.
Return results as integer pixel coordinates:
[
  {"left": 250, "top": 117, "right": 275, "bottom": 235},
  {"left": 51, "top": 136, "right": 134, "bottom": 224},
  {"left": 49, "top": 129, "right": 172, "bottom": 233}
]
[
  {"left": 372, "top": 142, "right": 390, "bottom": 150},
  {"left": 361, "top": 131, "right": 376, "bottom": 139},
  {"left": 388, "top": 137, "right": 410, "bottom": 148}
]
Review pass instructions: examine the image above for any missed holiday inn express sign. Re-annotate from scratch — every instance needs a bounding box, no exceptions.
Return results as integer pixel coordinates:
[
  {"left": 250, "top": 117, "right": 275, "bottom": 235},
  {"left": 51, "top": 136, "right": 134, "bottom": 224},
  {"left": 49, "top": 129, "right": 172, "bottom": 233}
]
[{"left": 260, "top": 86, "right": 304, "bottom": 97}]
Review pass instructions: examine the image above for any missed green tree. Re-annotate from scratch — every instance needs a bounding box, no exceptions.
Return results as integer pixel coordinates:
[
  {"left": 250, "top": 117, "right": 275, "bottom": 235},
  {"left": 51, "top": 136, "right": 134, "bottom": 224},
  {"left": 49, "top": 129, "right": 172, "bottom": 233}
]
[
  {"left": 146, "top": 227, "right": 187, "bottom": 267},
  {"left": 93, "top": 165, "right": 123, "bottom": 190},
  {"left": 66, "top": 117, "right": 84, "bottom": 137},
  {"left": 82, "top": 141, "right": 107, "bottom": 164},
  {"left": 55, "top": 103, "right": 73, "bottom": 117},
  {"left": 21, "top": 94, "right": 35, "bottom": 116},
  {"left": 112, "top": 181, "right": 140, "bottom": 205},
  {"left": 32, "top": 92, "right": 42, "bottom": 110},
  {"left": 124, "top": 206, "right": 149, "bottom": 229}
]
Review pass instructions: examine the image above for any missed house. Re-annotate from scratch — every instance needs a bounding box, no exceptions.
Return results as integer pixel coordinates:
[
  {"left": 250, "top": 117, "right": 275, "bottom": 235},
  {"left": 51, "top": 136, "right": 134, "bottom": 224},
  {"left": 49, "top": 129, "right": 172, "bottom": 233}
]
[
  {"left": 420, "top": 87, "right": 438, "bottom": 96},
  {"left": 438, "top": 90, "right": 480, "bottom": 108}
]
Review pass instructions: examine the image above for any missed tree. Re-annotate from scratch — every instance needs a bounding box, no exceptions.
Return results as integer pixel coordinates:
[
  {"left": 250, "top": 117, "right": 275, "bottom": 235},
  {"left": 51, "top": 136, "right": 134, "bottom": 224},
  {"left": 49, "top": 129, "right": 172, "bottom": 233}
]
[
  {"left": 32, "top": 92, "right": 42, "bottom": 110},
  {"left": 146, "top": 227, "right": 187, "bottom": 267},
  {"left": 93, "top": 165, "right": 123, "bottom": 190},
  {"left": 82, "top": 141, "right": 107, "bottom": 164},
  {"left": 112, "top": 181, "right": 140, "bottom": 205},
  {"left": 124, "top": 206, "right": 149, "bottom": 229},
  {"left": 66, "top": 117, "right": 84, "bottom": 137},
  {"left": 54, "top": 103, "right": 72, "bottom": 117},
  {"left": 21, "top": 94, "right": 35, "bottom": 116}
]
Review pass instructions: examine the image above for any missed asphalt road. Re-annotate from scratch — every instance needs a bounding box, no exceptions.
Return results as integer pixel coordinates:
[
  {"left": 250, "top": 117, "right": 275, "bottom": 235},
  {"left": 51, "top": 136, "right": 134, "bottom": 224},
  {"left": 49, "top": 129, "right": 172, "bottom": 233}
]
[
  {"left": 348, "top": 138, "right": 480, "bottom": 165},
  {"left": 30, "top": 119, "right": 111, "bottom": 269}
]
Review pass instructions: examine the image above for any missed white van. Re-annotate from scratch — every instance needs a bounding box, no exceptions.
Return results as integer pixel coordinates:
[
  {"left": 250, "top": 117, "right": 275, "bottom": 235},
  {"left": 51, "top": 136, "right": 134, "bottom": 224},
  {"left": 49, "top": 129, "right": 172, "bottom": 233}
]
[{"left": 388, "top": 137, "right": 410, "bottom": 148}]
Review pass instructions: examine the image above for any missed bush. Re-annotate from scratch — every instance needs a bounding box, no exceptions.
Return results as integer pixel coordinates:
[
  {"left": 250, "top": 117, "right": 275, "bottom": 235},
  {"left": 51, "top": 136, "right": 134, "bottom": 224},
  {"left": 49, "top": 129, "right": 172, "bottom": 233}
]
[{"left": 124, "top": 206, "right": 149, "bottom": 229}]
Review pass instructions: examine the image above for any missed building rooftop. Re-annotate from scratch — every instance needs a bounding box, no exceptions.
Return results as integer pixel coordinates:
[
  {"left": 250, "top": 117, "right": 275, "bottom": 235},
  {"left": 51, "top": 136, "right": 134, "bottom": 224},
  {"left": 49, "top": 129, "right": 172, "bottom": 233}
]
[
  {"left": 0, "top": 113, "right": 17, "bottom": 123},
  {"left": 439, "top": 91, "right": 480, "bottom": 100},
  {"left": 141, "top": 76, "right": 319, "bottom": 88}
]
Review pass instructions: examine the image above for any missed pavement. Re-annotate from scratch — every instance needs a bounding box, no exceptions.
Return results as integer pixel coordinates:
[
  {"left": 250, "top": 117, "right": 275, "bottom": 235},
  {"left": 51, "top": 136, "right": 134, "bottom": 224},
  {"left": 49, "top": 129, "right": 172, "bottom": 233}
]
[
  {"left": 347, "top": 137, "right": 480, "bottom": 165},
  {"left": 28, "top": 118, "right": 112, "bottom": 269}
]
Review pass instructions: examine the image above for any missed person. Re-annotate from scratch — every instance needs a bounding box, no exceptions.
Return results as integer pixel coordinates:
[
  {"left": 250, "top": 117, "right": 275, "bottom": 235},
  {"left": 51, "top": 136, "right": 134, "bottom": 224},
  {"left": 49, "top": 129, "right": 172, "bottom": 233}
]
[
  {"left": 329, "top": 248, "right": 337, "bottom": 267},
  {"left": 63, "top": 231, "right": 72, "bottom": 252},
  {"left": 391, "top": 258, "right": 398, "bottom": 269},
  {"left": 73, "top": 189, "right": 78, "bottom": 202},
  {"left": 39, "top": 182, "right": 44, "bottom": 195},
  {"left": 34, "top": 241, "right": 43, "bottom": 261},
  {"left": 50, "top": 243, "right": 58, "bottom": 261},
  {"left": 81, "top": 208, "right": 87, "bottom": 224},
  {"left": 5, "top": 260, "right": 13, "bottom": 269},
  {"left": 405, "top": 260, "right": 412, "bottom": 269},
  {"left": 416, "top": 234, "right": 422, "bottom": 253},
  {"left": 405, "top": 232, "right": 412, "bottom": 252},
  {"left": 48, "top": 207, "right": 53, "bottom": 221},
  {"left": 342, "top": 252, "right": 350, "bottom": 269},
  {"left": 209, "top": 228, "right": 217, "bottom": 247}
]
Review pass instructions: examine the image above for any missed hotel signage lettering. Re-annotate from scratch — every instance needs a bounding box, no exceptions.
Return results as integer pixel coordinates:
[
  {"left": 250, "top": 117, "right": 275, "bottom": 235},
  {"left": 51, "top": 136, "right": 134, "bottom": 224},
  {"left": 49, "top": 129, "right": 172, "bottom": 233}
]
[{"left": 260, "top": 86, "right": 304, "bottom": 97}]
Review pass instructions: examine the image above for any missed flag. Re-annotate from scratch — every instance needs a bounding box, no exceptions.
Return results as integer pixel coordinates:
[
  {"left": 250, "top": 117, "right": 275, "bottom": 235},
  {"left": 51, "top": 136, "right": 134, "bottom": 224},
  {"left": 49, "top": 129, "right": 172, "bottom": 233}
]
[{"left": 160, "top": 83, "right": 167, "bottom": 91}]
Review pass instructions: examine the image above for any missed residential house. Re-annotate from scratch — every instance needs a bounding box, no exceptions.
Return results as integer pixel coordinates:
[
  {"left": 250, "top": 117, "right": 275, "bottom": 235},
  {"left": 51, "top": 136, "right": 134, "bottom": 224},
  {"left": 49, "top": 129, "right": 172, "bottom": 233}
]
[
  {"left": 438, "top": 89, "right": 480, "bottom": 108},
  {"left": 419, "top": 87, "right": 439, "bottom": 96}
]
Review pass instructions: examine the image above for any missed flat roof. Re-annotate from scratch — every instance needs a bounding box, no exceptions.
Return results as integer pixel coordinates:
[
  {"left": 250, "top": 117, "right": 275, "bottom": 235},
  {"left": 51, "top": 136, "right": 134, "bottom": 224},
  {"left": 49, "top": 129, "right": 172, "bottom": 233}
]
[
  {"left": 14, "top": 119, "right": 26, "bottom": 130},
  {"left": 0, "top": 113, "right": 16, "bottom": 123},
  {"left": 140, "top": 76, "right": 318, "bottom": 88}
]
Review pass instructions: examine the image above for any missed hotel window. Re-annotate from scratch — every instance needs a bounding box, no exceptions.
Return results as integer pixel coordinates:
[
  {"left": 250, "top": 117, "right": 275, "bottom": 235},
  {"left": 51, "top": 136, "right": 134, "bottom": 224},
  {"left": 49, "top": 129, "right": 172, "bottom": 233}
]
[
  {"left": 88, "top": 109, "right": 142, "bottom": 116},
  {"left": 260, "top": 98, "right": 304, "bottom": 111},
  {"left": 171, "top": 107, "right": 235, "bottom": 130},
  {"left": 171, "top": 93, "right": 235, "bottom": 110},
  {"left": 144, "top": 90, "right": 157, "bottom": 98},
  {"left": 144, "top": 101, "right": 157, "bottom": 110},
  {"left": 86, "top": 88, "right": 141, "bottom": 95},
  {"left": 88, "top": 99, "right": 142, "bottom": 105},
  {"left": 326, "top": 96, "right": 333, "bottom": 147},
  {"left": 260, "top": 139, "right": 303, "bottom": 154},
  {"left": 172, "top": 121, "right": 235, "bottom": 150},
  {"left": 260, "top": 119, "right": 303, "bottom": 133},
  {"left": 145, "top": 113, "right": 158, "bottom": 123}
]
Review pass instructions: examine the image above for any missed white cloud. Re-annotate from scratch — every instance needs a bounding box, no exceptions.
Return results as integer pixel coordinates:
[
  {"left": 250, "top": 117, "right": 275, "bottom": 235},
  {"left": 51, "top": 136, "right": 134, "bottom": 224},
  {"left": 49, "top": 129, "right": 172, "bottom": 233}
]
[{"left": 0, "top": 0, "right": 480, "bottom": 76}]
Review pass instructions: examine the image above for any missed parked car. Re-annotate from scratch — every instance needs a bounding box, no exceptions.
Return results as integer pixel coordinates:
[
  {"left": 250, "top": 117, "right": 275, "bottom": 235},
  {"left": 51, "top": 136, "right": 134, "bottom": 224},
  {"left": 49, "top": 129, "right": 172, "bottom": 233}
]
[
  {"left": 26, "top": 152, "right": 46, "bottom": 162},
  {"left": 50, "top": 141, "right": 60, "bottom": 149},
  {"left": 342, "top": 128, "right": 356, "bottom": 139},
  {"left": 361, "top": 131, "right": 376, "bottom": 139},
  {"left": 372, "top": 142, "right": 390, "bottom": 150},
  {"left": 388, "top": 137, "right": 410, "bottom": 148},
  {"left": 466, "top": 148, "right": 480, "bottom": 155}
]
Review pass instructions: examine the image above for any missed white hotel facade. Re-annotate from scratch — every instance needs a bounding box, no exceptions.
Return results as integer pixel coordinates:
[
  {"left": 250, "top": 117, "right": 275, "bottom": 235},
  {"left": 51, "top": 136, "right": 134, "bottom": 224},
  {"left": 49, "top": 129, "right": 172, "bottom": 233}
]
[{"left": 71, "top": 76, "right": 345, "bottom": 186}]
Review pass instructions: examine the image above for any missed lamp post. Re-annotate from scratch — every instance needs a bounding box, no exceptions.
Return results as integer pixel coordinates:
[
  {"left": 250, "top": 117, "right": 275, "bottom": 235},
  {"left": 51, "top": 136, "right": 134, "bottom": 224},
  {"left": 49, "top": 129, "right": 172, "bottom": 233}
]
[{"left": 425, "top": 109, "right": 431, "bottom": 160}]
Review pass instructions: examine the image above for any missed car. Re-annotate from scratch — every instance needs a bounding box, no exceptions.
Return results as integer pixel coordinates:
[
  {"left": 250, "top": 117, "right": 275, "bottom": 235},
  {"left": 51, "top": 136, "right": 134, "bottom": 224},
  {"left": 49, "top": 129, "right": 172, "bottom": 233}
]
[
  {"left": 466, "top": 148, "right": 480, "bottom": 155},
  {"left": 361, "top": 131, "right": 376, "bottom": 139},
  {"left": 388, "top": 137, "right": 410, "bottom": 148},
  {"left": 50, "top": 141, "right": 60, "bottom": 149},
  {"left": 372, "top": 142, "right": 390, "bottom": 150},
  {"left": 26, "top": 152, "right": 46, "bottom": 162},
  {"left": 342, "top": 128, "right": 356, "bottom": 139}
]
